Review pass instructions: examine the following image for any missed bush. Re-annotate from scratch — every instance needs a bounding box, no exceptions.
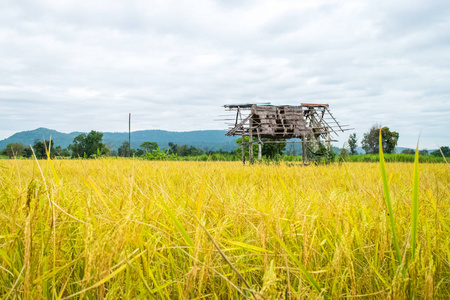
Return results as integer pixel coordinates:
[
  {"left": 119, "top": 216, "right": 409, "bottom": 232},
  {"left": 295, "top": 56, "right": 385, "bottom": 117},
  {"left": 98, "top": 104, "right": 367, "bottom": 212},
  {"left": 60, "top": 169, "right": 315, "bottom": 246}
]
[
  {"left": 142, "top": 148, "right": 177, "bottom": 160},
  {"left": 343, "top": 153, "right": 445, "bottom": 163}
]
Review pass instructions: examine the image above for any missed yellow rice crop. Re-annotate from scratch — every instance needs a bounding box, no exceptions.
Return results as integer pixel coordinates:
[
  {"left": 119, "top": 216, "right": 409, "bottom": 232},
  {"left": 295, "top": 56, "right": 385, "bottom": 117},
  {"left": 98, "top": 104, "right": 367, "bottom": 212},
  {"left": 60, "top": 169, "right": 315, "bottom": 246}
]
[{"left": 0, "top": 159, "right": 449, "bottom": 299}]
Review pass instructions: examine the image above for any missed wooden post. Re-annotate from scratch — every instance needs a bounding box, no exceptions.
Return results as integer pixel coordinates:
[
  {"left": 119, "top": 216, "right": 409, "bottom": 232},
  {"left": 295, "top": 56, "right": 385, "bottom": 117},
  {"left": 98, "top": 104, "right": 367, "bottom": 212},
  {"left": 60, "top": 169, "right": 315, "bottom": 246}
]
[
  {"left": 326, "top": 132, "right": 331, "bottom": 160},
  {"left": 249, "top": 118, "right": 253, "bottom": 164},
  {"left": 241, "top": 133, "right": 245, "bottom": 165},
  {"left": 258, "top": 142, "right": 262, "bottom": 161},
  {"left": 326, "top": 132, "right": 331, "bottom": 152},
  {"left": 302, "top": 135, "right": 307, "bottom": 165}
]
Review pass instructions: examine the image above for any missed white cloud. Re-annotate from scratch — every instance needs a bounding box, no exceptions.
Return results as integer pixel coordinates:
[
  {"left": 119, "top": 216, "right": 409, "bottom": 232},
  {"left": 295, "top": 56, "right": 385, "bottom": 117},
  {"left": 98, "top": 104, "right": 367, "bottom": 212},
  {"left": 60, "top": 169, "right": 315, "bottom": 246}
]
[{"left": 0, "top": 0, "right": 449, "bottom": 148}]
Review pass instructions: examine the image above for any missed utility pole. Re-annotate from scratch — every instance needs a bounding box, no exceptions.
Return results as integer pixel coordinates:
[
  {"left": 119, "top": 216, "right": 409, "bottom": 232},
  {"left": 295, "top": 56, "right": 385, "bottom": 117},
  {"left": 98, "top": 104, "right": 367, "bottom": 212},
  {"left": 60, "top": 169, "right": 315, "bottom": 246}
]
[{"left": 129, "top": 113, "right": 131, "bottom": 157}]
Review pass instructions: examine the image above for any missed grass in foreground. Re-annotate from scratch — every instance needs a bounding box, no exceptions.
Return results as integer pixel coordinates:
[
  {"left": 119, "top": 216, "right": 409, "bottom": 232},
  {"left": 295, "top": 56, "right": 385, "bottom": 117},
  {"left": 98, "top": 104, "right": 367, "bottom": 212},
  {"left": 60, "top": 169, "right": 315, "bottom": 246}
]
[{"left": 0, "top": 159, "right": 449, "bottom": 299}]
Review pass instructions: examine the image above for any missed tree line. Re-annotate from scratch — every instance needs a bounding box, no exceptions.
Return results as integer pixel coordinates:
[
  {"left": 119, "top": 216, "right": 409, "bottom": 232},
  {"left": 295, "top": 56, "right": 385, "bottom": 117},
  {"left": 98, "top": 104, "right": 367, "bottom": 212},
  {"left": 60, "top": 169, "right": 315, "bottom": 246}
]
[
  {"left": 0, "top": 130, "right": 234, "bottom": 159},
  {"left": 343, "top": 125, "right": 448, "bottom": 157},
  {"left": 1, "top": 126, "right": 449, "bottom": 159}
]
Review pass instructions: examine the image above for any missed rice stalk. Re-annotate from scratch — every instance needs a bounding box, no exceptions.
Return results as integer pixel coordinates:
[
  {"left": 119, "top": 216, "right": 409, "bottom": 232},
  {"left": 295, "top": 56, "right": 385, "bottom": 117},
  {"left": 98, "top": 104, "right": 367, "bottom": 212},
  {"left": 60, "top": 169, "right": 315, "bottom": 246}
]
[
  {"left": 379, "top": 129, "right": 401, "bottom": 264},
  {"left": 411, "top": 141, "right": 420, "bottom": 260},
  {"left": 1, "top": 157, "right": 448, "bottom": 298}
]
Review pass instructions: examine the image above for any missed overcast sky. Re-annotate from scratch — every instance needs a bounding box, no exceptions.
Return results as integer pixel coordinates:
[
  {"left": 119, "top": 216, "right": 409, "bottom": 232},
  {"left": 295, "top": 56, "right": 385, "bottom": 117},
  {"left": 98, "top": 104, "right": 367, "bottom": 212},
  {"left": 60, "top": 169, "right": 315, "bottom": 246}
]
[{"left": 1, "top": 0, "right": 449, "bottom": 149}]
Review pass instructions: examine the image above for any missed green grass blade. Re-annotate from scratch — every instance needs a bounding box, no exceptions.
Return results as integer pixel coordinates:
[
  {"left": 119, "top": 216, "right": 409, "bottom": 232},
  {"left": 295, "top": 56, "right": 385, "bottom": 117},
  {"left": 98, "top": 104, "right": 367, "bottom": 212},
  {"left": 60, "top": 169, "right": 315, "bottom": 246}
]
[
  {"left": 198, "top": 222, "right": 256, "bottom": 299},
  {"left": 61, "top": 250, "right": 146, "bottom": 300},
  {"left": 411, "top": 141, "right": 420, "bottom": 259},
  {"left": 267, "top": 226, "right": 327, "bottom": 299},
  {"left": 47, "top": 155, "right": 60, "bottom": 186},
  {"left": 126, "top": 261, "right": 158, "bottom": 299},
  {"left": 379, "top": 129, "right": 401, "bottom": 264},
  {"left": 160, "top": 200, "right": 194, "bottom": 248},
  {"left": 222, "top": 239, "right": 274, "bottom": 254},
  {"left": 195, "top": 177, "right": 204, "bottom": 229}
]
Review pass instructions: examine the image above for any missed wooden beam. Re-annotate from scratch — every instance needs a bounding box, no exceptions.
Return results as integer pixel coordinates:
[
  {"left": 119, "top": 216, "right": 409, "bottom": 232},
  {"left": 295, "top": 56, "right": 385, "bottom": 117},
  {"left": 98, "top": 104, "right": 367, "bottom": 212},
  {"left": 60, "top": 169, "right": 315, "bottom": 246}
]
[
  {"left": 325, "top": 107, "right": 344, "bottom": 132},
  {"left": 241, "top": 140, "right": 338, "bottom": 145},
  {"left": 225, "top": 113, "right": 253, "bottom": 136},
  {"left": 301, "top": 103, "right": 329, "bottom": 107}
]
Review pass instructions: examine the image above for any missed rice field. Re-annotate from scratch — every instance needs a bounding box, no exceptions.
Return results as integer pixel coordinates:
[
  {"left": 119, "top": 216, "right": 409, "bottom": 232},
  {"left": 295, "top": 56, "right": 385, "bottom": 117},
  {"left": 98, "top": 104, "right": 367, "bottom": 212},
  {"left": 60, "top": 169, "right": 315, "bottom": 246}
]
[{"left": 0, "top": 158, "right": 449, "bottom": 299}]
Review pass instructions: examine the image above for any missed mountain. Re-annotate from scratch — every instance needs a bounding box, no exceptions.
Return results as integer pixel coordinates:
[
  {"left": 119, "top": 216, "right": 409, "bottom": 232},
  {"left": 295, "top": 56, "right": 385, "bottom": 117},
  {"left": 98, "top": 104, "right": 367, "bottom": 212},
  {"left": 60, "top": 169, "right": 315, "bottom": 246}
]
[
  {"left": 1, "top": 128, "right": 432, "bottom": 154},
  {"left": 102, "top": 130, "right": 238, "bottom": 152},
  {"left": 0, "top": 128, "right": 238, "bottom": 152}
]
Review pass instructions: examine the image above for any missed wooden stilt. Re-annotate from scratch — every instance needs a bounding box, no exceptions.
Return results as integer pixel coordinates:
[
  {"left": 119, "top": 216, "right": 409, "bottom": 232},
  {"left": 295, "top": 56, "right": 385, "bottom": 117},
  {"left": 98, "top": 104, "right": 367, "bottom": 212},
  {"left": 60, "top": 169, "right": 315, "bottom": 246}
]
[
  {"left": 241, "top": 133, "right": 245, "bottom": 165},
  {"left": 258, "top": 142, "right": 262, "bottom": 161},
  {"left": 302, "top": 135, "right": 307, "bottom": 165},
  {"left": 326, "top": 132, "right": 331, "bottom": 151},
  {"left": 249, "top": 119, "right": 253, "bottom": 164}
]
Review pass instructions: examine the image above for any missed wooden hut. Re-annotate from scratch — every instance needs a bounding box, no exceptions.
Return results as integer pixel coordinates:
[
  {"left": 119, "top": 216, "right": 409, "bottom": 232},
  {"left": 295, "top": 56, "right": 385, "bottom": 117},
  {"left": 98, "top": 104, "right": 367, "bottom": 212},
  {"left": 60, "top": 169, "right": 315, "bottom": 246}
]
[{"left": 223, "top": 103, "right": 348, "bottom": 164}]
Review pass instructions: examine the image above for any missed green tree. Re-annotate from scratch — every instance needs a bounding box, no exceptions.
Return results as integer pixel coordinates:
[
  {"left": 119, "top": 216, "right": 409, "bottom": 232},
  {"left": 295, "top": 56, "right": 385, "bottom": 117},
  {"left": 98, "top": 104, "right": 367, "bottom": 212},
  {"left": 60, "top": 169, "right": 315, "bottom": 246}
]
[
  {"left": 235, "top": 137, "right": 285, "bottom": 159},
  {"left": 69, "top": 133, "right": 87, "bottom": 158},
  {"left": 235, "top": 136, "right": 258, "bottom": 157},
  {"left": 33, "top": 140, "right": 55, "bottom": 159},
  {"left": 85, "top": 131, "right": 107, "bottom": 157},
  {"left": 69, "top": 130, "right": 107, "bottom": 158},
  {"left": 419, "top": 149, "right": 428, "bottom": 156},
  {"left": 54, "top": 146, "right": 71, "bottom": 157},
  {"left": 309, "top": 142, "right": 335, "bottom": 163},
  {"left": 118, "top": 141, "right": 135, "bottom": 157},
  {"left": 3, "top": 143, "right": 25, "bottom": 158},
  {"left": 338, "top": 147, "right": 349, "bottom": 162},
  {"left": 188, "top": 145, "right": 203, "bottom": 156},
  {"left": 176, "top": 144, "right": 204, "bottom": 156},
  {"left": 348, "top": 133, "right": 358, "bottom": 155},
  {"left": 140, "top": 142, "right": 158, "bottom": 154},
  {"left": 168, "top": 142, "right": 178, "bottom": 155},
  {"left": 361, "top": 125, "right": 399, "bottom": 154},
  {"left": 431, "top": 146, "right": 450, "bottom": 157},
  {"left": 401, "top": 149, "right": 415, "bottom": 155},
  {"left": 261, "top": 139, "right": 286, "bottom": 158},
  {"left": 23, "top": 148, "right": 33, "bottom": 158},
  {"left": 178, "top": 145, "right": 189, "bottom": 156}
]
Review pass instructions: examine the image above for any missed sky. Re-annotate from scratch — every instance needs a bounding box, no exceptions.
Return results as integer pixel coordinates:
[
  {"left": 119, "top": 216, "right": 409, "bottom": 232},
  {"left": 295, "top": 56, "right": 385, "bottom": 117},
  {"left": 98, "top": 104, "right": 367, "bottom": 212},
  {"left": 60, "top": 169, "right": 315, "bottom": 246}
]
[{"left": 1, "top": 0, "right": 449, "bottom": 149}]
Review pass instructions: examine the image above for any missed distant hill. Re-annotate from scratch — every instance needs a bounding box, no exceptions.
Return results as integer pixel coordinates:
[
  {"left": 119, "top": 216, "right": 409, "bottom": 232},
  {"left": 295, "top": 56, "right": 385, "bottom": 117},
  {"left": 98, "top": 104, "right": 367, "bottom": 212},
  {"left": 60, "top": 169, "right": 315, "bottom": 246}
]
[
  {"left": 0, "top": 128, "right": 238, "bottom": 152},
  {"left": 1, "top": 128, "right": 432, "bottom": 154}
]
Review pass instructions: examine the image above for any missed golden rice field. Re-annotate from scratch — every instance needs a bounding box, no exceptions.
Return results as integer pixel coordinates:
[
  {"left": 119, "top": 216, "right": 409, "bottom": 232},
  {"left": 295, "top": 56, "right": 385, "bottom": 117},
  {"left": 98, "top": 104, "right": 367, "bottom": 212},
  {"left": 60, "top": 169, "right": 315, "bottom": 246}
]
[{"left": 0, "top": 159, "right": 449, "bottom": 299}]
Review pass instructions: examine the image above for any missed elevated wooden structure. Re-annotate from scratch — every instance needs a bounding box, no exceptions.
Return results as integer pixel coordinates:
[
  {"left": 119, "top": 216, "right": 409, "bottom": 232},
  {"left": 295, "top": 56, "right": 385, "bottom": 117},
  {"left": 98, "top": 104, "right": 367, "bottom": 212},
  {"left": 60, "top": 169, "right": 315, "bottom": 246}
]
[{"left": 223, "top": 103, "right": 348, "bottom": 164}]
